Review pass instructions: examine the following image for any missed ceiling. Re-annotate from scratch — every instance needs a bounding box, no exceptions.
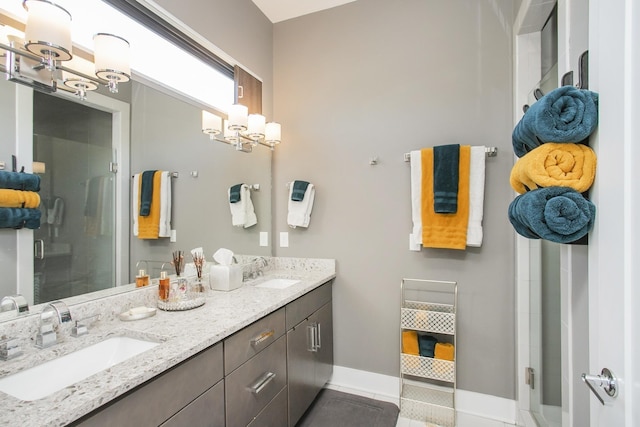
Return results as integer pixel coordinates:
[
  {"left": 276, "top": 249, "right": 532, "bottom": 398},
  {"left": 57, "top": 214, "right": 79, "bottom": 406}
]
[{"left": 251, "top": 0, "right": 357, "bottom": 23}]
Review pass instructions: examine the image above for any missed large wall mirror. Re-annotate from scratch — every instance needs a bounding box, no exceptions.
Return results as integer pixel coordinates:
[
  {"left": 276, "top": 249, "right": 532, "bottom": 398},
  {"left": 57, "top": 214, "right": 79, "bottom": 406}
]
[{"left": 0, "top": 0, "right": 272, "bottom": 318}]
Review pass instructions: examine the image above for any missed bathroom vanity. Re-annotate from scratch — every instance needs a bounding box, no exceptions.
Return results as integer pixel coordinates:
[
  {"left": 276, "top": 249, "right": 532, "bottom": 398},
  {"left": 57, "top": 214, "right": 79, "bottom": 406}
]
[{"left": 0, "top": 257, "right": 335, "bottom": 427}]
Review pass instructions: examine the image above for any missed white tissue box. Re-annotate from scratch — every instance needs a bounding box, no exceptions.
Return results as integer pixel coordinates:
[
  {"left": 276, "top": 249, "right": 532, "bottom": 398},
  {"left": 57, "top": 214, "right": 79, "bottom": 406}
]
[{"left": 209, "top": 264, "right": 242, "bottom": 291}]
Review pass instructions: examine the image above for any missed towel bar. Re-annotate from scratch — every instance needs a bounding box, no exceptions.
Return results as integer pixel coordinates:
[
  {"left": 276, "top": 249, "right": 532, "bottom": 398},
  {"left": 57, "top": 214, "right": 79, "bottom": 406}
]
[
  {"left": 403, "top": 146, "right": 497, "bottom": 162},
  {"left": 131, "top": 171, "right": 179, "bottom": 178}
]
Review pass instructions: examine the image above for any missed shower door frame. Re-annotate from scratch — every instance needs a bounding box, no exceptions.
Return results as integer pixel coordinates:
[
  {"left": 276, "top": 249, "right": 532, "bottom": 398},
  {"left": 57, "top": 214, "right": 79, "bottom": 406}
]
[{"left": 15, "top": 85, "right": 130, "bottom": 305}]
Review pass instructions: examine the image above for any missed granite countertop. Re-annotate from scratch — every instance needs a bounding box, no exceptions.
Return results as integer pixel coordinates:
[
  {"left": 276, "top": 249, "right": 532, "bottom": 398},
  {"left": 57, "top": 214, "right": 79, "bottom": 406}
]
[{"left": 0, "top": 257, "right": 335, "bottom": 427}]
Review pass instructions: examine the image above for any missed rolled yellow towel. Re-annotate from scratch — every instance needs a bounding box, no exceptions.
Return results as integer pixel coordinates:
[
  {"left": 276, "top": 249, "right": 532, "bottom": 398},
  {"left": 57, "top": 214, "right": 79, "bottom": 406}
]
[
  {"left": 0, "top": 189, "right": 40, "bottom": 209},
  {"left": 510, "top": 142, "right": 596, "bottom": 194},
  {"left": 402, "top": 330, "right": 419, "bottom": 356},
  {"left": 434, "top": 342, "right": 454, "bottom": 361}
]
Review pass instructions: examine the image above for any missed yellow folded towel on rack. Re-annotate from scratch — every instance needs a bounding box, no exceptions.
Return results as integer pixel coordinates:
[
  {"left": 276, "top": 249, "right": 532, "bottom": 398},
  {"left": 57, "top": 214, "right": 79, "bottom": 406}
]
[
  {"left": 510, "top": 143, "right": 597, "bottom": 194},
  {"left": 137, "top": 171, "right": 162, "bottom": 239},
  {"left": 434, "top": 342, "right": 455, "bottom": 361},
  {"left": 421, "top": 146, "right": 470, "bottom": 250},
  {"left": 0, "top": 189, "right": 40, "bottom": 209},
  {"left": 402, "top": 330, "right": 420, "bottom": 356}
]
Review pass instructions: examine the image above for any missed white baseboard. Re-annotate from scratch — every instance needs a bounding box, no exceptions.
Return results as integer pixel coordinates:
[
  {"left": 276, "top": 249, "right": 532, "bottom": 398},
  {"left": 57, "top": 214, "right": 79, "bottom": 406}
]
[{"left": 328, "top": 365, "right": 518, "bottom": 425}]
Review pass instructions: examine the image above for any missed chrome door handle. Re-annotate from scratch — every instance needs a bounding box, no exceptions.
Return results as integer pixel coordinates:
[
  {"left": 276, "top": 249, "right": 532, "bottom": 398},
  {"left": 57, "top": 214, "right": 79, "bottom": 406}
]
[
  {"left": 582, "top": 368, "right": 618, "bottom": 405},
  {"left": 34, "top": 239, "right": 44, "bottom": 260},
  {"left": 316, "top": 322, "right": 322, "bottom": 349},
  {"left": 307, "top": 324, "right": 317, "bottom": 352}
]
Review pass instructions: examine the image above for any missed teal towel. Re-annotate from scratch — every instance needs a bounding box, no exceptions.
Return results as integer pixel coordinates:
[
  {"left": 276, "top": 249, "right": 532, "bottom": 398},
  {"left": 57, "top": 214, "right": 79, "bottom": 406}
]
[
  {"left": 0, "top": 171, "right": 40, "bottom": 192},
  {"left": 512, "top": 86, "right": 599, "bottom": 157},
  {"left": 417, "top": 334, "right": 438, "bottom": 358},
  {"left": 433, "top": 144, "right": 460, "bottom": 213},
  {"left": 0, "top": 207, "right": 41, "bottom": 229},
  {"left": 139, "top": 170, "right": 157, "bottom": 217},
  {"left": 508, "top": 186, "right": 596, "bottom": 243},
  {"left": 229, "top": 183, "right": 243, "bottom": 203},
  {"left": 291, "top": 180, "right": 310, "bottom": 201}
]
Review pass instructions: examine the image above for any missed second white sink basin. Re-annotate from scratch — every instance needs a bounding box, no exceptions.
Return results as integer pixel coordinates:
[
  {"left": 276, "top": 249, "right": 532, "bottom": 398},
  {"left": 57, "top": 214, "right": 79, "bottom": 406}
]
[
  {"left": 254, "top": 278, "right": 301, "bottom": 289},
  {"left": 0, "top": 336, "right": 159, "bottom": 401}
]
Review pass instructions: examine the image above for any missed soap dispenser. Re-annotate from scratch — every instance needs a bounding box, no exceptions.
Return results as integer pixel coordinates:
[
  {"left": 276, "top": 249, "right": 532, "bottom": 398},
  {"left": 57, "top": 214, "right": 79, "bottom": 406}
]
[
  {"left": 136, "top": 269, "right": 150, "bottom": 287},
  {"left": 158, "top": 270, "right": 170, "bottom": 301}
]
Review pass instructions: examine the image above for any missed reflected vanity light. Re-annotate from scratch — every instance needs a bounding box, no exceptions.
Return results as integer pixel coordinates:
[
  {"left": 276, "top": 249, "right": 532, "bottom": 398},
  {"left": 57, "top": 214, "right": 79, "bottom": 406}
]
[
  {"left": 202, "top": 105, "right": 282, "bottom": 152},
  {"left": 0, "top": 0, "right": 130, "bottom": 99}
]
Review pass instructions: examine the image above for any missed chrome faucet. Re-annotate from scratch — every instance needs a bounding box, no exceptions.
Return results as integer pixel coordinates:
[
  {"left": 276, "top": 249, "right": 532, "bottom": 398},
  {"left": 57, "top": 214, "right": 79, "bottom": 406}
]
[
  {"left": 36, "top": 300, "right": 72, "bottom": 349},
  {"left": 0, "top": 295, "right": 29, "bottom": 315}
]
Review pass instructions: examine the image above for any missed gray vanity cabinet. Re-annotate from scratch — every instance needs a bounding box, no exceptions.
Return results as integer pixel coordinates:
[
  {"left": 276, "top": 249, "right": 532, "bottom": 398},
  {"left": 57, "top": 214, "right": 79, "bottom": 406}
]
[
  {"left": 224, "top": 308, "right": 287, "bottom": 427},
  {"left": 286, "top": 282, "right": 334, "bottom": 427},
  {"left": 72, "top": 342, "right": 225, "bottom": 427}
]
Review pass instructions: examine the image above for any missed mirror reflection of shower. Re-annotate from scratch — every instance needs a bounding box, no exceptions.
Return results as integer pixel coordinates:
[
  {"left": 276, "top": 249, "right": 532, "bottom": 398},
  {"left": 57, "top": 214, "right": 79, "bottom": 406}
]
[{"left": 32, "top": 91, "right": 115, "bottom": 304}]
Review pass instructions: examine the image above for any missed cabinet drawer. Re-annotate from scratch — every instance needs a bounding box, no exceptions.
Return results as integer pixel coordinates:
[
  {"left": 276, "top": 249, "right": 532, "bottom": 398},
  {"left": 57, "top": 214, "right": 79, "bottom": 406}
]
[
  {"left": 224, "top": 307, "right": 285, "bottom": 375},
  {"left": 160, "top": 379, "right": 225, "bottom": 427},
  {"left": 286, "top": 281, "right": 333, "bottom": 330},
  {"left": 247, "top": 386, "right": 288, "bottom": 427},
  {"left": 225, "top": 335, "right": 287, "bottom": 427},
  {"left": 74, "top": 342, "right": 223, "bottom": 427}
]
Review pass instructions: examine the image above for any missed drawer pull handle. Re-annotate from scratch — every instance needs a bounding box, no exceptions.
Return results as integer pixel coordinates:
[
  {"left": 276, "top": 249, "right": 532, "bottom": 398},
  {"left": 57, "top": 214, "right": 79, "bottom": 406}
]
[
  {"left": 249, "top": 371, "right": 276, "bottom": 394},
  {"left": 251, "top": 329, "right": 275, "bottom": 346}
]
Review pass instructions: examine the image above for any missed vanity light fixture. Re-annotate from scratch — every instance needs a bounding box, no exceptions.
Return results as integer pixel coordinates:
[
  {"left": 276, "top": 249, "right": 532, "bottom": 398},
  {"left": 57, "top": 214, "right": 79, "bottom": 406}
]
[
  {"left": 202, "top": 105, "right": 282, "bottom": 153},
  {"left": 0, "top": 0, "right": 131, "bottom": 99}
]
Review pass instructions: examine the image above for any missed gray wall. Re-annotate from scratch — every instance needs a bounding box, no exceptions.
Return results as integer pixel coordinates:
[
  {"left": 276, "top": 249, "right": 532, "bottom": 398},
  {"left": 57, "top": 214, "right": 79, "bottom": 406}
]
[{"left": 272, "top": 0, "right": 517, "bottom": 399}]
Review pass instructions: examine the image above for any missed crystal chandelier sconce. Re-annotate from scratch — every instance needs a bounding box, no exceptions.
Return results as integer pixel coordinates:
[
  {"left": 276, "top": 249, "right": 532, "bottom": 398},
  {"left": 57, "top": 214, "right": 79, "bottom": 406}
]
[
  {"left": 202, "top": 105, "right": 282, "bottom": 153},
  {"left": 0, "top": 0, "right": 131, "bottom": 99}
]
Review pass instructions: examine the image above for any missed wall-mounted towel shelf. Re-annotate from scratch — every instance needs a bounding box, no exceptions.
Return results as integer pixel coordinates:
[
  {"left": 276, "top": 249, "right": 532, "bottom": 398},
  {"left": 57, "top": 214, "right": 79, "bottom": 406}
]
[{"left": 403, "top": 146, "right": 497, "bottom": 163}]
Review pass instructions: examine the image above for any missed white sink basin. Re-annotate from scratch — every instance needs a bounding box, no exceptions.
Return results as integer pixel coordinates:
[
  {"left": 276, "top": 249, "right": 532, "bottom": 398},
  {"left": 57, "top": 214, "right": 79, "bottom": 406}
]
[
  {"left": 254, "top": 278, "right": 301, "bottom": 289},
  {"left": 0, "top": 336, "right": 159, "bottom": 401}
]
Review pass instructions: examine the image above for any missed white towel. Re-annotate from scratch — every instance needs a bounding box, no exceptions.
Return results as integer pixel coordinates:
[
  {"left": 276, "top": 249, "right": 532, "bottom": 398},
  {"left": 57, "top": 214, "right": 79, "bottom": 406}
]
[
  {"left": 409, "top": 151, "right": 422, "bottom": 250},
  {"left": 159, "top": 171, "right": 172, "bottom": 237},
  {"left": 132, "top": 173, "right": 139, "bottom": 236},
  {"left": 287, "top": 183, "right": 315, "bottom": 228},
  {"left": 467, "top": 146, "right": 486, "bottom": 247},
  {"left": 228, "top": 184, "right": 257, "bottom": 228}
]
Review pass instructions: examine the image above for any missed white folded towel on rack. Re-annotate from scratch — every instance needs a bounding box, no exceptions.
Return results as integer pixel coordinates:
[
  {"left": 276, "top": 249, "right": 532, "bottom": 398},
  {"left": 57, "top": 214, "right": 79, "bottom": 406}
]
[
  {"left": 409, "top": 151, "right": 422, "bottom": 251},
  {"left": 159, "top": 171, "right": 172, "bottom": 237},
  {"left": 229, "top": 184, "right": 257, "bottom": 228},
  {"left": 287, "top": 182, "right": 315, "bottom": 228},
  {"left": 467, "top": 146, "right": 486, "bottom": 247}
]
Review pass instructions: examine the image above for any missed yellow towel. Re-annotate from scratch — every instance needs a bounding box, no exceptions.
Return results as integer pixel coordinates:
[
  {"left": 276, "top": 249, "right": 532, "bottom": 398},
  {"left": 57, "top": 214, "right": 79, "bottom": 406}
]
[
  {"left": 137, "top": 171, "right": 162, "bottom": 239},
  {"left": 402, "top": 330, "right": 419, "bottom": 356},
  {"left": 510, "top": 143, "right": 596, "bottom": 194},
  {"left": 434, "top": 342, "right": 454, "bottom": 361},
  {"left": 421, "top": 146, "right": 470, "bottom": 250},
  {"left": 0, "top": 189, "right": 40, "bottom": 209}
]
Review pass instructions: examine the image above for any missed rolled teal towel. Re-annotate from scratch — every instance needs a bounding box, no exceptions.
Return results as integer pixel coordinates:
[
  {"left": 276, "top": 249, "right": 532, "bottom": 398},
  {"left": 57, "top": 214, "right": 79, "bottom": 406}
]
[
  {"left": 417, "top": 333, "right": 438, "bottom": 358},
  {"left": 0, "top": 207, "right": 41, "bottom": 229},
  {"left": 229, "top": 183, "right": 243, "bottom": 203},
  {"left": 512, "top": 86, "right": 599, "bottom": 157},
  {"left": 0, "top": 171, "right": 40, "bottom": 192},
  {"left": 433, "top": 144, "right": 460, "bottom": 213},
  {"left": 508, "top": 186, "right": 596, "bottom": 243},
  {"left": 139, "top": 170, "right": 157, "bottom": 217},
  {"left": 291, "top": 180, "right": 310, "bottom": 201}
]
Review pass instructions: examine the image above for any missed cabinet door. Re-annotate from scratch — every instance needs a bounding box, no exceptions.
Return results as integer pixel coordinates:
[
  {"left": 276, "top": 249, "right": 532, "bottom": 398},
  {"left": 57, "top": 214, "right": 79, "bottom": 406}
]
[
  {"left": 234, "top": 65, "right": 262, "bottom": 114},
  {"left": 287, "top": 319, "right": 317, "bottom": 427},
  {"left": 313, "top": 302, "right": 334, "bottom": 390}
]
